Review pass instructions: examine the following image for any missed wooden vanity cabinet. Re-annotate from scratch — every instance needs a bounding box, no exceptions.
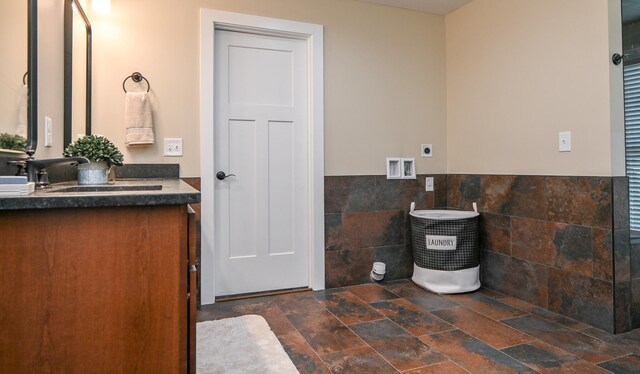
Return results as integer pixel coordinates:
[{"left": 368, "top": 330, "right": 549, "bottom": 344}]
[{"left": 0, "top": 204, "right": 196, "bottom": 373}]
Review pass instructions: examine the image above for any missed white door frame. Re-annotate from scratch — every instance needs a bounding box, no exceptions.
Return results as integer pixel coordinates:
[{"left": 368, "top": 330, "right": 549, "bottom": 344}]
[{"left": 200, "top": 9, "right": 325, "bottom": 305}]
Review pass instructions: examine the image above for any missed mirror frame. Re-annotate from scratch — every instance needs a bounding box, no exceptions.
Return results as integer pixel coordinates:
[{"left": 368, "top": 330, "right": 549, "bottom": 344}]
[
  {"left": 63, "top": 0, "right": 92, "bottom": 147},
  {"left": 26, "top": 0, "right": 37, "bottom": 155}
]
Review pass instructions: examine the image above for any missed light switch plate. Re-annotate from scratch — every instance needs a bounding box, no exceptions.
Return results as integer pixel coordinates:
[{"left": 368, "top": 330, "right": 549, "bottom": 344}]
[
  {"left": 44, "top": 117, "right": 52, "bottom": 147},
  {"left": 164, "top": 138, "right": 183, "bottom": 157},
  {"left": 559, "top": 131, "right": 571, "bottom": 152}
]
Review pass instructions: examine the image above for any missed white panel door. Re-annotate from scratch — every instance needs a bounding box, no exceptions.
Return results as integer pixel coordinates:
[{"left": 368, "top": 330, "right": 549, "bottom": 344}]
[{"left": 214, "top": 30, "right": 309, "bottom": 296}]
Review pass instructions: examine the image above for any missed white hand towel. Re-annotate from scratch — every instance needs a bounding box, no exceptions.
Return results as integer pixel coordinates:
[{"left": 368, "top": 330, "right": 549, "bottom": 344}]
[
  {"left": 16, "top": 84, "right": 28, "bottom": 138},
  {"left": 124, "top": 91, "right": 154, "bottom": 146}
]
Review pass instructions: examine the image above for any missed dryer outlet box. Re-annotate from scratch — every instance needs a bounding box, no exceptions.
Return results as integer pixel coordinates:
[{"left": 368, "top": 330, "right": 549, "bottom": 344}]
[{"left": 421, "top": 144, "right": 433, "bottom": 158}]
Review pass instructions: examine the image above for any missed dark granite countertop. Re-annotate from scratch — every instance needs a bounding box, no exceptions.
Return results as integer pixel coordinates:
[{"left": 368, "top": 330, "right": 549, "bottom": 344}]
[{"left": 0, "top": 179, "right": 200, "bottom": 210}]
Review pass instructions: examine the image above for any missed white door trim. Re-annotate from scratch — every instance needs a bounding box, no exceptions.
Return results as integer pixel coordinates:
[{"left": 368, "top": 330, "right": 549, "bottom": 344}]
[{"left": 200, "top": 9, "right": 325, "bottom": 305}]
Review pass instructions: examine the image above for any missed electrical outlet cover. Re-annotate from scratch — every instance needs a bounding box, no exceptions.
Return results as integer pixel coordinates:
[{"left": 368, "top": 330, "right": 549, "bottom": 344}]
[{"left": 425, "top": 177, "right": 434, "bottom": 191}]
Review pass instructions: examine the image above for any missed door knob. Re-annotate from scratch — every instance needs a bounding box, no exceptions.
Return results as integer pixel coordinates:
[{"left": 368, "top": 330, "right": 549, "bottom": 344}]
[{"left": 216, "top": 171, "right": 236, "bottom": 180}]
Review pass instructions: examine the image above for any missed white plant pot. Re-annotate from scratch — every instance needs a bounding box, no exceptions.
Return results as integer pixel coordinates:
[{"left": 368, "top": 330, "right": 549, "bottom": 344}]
[{"left": 77, "top": 161, "right": 110, "bottom": 185}]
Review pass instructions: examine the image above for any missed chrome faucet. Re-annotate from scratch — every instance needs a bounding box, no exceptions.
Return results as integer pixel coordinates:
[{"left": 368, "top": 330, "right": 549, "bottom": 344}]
[{"left": 8, "top": 156, "right": 90, "bottom": 189}]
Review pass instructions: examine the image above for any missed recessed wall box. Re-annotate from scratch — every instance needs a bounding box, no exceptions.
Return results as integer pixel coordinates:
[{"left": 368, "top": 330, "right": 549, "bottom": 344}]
[
  {"left": 402, "top": 158, "right": 416, "bottom": 179},
  {"left": 386, "top": 158, "right": 402, "bottom": 179},
  {"left": 387, "top": 158, "right": 416, "bottom": 179}
]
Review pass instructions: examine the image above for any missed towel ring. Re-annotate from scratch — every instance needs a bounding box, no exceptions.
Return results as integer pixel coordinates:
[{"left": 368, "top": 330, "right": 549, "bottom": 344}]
[
  {"left": 23, "top": 71, "right": 28, "bottom": 85},
  {"left": 122, "top": 72, "right": 150, "bottom": 93}
]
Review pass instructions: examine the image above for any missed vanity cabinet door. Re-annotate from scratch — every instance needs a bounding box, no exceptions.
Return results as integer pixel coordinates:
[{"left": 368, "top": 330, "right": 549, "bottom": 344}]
[{"left": 0, "top": 205, "right": 189, "bottom": 373}]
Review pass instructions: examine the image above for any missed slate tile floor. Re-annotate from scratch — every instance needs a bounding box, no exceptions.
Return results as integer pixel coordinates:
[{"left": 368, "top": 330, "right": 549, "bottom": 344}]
[{"left": 197, "top": 280, "right": 640, "bottom": 373}]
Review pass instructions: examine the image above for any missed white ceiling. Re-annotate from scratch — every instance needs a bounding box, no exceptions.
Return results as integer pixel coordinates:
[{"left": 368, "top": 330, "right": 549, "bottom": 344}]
[{"left": 358, "top": 0, "right": 474, "bottom": 15}]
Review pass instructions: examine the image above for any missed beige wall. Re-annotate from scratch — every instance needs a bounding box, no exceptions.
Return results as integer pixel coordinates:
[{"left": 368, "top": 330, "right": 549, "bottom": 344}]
[
  {"left": 83, "top": 0, "right": 447, "bottom": 176},
  {"left": 445, "top": 0, "right": 623, "bottom": 176},
  {"left": 35, "top": 0, "right": 624, "bottom": 177}
]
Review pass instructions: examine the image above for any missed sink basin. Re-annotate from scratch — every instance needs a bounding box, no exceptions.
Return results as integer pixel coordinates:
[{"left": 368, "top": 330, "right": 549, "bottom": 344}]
[{"left": 49, "top": 185, "right": 163, "bottom": 193}]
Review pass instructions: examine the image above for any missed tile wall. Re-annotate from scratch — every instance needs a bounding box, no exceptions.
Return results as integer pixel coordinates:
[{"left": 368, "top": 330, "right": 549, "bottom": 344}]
[
  {"left": 325, "top": 174, "right": 633, "bottom": 334},
  {"left": 631, "top": 236, "right": 640, "bottom": 328},
  {"left": 447, "top": 175, "right": 630, "bottom": 333},
  {"left": 323, "top": 175, "right": 447, "bottom": 288}
]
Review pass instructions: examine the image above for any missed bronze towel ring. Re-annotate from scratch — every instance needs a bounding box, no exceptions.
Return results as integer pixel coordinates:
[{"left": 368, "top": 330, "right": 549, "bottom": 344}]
[{"left": 122, "top": 72, "right": 150, "bottom": 93}]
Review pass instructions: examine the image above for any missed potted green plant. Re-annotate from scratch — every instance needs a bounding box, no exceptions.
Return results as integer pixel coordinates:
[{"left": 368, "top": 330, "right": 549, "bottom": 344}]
[
  {"left": 0, "top": 133, "right": 27, "bottom": 157},
  {"left": 63, "top": 135, "right": 124, "bottom": 185}
]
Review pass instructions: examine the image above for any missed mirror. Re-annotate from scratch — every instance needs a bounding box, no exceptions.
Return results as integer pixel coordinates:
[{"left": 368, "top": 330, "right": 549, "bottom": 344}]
[
  {"left": 64, "top": 0, "right": 92, "bottom": 147},
  {"left": 0, "top": 1, "right": 36, "bottom": 155}
]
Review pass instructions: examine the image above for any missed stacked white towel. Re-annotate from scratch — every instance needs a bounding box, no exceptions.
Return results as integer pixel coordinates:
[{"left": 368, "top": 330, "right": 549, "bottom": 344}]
[
  {"left": 0, "top": 176, "right": 34, "bottom": 196},
  {"left": 124, "top": 91, "right": 154, "bottom": 146}
]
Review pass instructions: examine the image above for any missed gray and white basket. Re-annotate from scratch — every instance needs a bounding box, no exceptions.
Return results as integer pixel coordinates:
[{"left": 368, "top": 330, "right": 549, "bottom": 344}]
[{"left": 409, "top": 209, "right": 480, "bottom": 294}]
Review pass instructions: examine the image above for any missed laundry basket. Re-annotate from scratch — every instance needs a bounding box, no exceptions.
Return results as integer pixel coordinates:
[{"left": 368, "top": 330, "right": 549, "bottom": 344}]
[{"left": 410, "top": 209, "right": 480, "bottom": 294}]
